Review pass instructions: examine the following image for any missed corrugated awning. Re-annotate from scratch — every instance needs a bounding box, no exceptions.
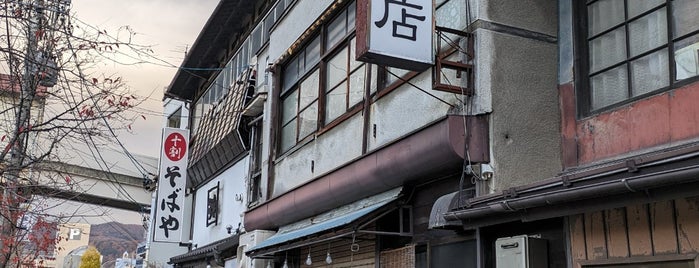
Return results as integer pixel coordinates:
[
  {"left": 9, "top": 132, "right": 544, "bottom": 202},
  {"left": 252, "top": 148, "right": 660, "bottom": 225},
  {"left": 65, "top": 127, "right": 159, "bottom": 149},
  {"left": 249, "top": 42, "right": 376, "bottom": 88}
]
[
  {"left": 246, "top": 188, "right": 402, "bottom": 256},
  {"left": 170, "top": 234, "right": 239, "bottom": 265}
]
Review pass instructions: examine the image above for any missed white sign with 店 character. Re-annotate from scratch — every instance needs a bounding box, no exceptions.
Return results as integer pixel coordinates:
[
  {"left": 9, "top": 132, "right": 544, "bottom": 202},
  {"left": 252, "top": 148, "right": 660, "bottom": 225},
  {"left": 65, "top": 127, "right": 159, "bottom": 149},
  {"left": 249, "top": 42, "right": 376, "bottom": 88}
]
[
  {"left": 154, "top": 128, "right": 189, "bottom": 242},
  {"left": 356, "top": 0, "right": 434, "bottom": 71}
]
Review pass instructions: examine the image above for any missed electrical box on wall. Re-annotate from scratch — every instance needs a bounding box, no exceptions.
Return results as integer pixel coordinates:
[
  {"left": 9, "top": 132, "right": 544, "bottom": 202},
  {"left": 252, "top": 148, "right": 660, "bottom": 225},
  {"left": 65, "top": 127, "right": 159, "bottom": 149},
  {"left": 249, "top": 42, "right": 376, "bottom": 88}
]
[
  {"left": 495, "top": 235, "right": 548, "bottom": 268},
  {"left": 238, "top": 230, "right": 275, "bottom": 268}
]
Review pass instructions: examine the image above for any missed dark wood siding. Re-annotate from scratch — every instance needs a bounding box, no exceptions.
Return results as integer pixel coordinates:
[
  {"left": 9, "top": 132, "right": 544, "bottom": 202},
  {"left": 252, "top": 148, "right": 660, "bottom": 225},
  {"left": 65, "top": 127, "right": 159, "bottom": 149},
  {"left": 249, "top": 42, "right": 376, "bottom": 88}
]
[{"left": 569, "top": 196, "right": 699, "bottom": 267}]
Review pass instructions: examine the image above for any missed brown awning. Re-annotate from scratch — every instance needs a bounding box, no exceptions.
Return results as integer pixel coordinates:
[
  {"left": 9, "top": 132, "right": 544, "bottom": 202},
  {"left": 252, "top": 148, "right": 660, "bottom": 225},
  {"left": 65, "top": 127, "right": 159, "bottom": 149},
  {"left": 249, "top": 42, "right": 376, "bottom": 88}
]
[{"left": 245, "top": 115, "right": 489, "bottom": 230}]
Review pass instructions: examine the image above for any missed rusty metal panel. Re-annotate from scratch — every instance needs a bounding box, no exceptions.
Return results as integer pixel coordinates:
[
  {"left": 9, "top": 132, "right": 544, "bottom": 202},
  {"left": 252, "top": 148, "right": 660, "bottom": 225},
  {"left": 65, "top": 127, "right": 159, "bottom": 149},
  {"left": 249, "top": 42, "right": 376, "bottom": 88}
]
[
  {"left": 584, "top": 211, "right": 608, "bottom": 260},
  {"left": 674, "top": 196, "right": 699, "bottom": 254},
  {"left": 558, "top": 83, "right": 578, "bottom": 168},
  {"left": 604, "top": 208, "right": 629, "bottom": 258},
  {"left": 574, "top": 82, "right": 699, "bottom": 166},
  {"left": 626, "top": 204, "right": 653, "bottom": 257},
  {"left": 569, "top": 214, "right": 587, "bottom": 263},
  {"left": 650, "top": 200, "right": 679, "bottom": 255},
  {"left": 669, "top": 85, "right": 699, "bottom": 141}
]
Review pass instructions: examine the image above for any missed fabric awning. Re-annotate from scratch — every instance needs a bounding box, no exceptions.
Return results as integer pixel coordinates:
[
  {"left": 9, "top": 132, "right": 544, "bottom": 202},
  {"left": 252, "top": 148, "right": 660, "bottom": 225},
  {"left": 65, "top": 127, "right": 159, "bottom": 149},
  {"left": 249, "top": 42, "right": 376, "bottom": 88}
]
[
  {"left": 428, "top": 188, "right": 475, "bottom": 229},
  {"left": 246, "top": 188, "right": 402, "bottom": 256}
]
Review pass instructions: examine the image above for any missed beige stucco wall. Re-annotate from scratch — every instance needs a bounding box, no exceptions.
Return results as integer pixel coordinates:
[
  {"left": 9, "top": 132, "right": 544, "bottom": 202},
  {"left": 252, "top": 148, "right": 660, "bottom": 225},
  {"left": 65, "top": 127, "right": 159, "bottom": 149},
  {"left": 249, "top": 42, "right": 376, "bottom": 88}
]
[{"left": 54, "top": 223, "right": 91, "bottom": 268}]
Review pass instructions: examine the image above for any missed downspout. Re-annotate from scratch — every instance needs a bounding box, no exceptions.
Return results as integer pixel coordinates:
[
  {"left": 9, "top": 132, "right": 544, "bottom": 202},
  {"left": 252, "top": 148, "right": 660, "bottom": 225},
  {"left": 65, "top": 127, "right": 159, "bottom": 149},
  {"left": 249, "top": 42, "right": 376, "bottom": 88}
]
[{"left": 444, "top": 164, "right": 699, "bottom": 221}]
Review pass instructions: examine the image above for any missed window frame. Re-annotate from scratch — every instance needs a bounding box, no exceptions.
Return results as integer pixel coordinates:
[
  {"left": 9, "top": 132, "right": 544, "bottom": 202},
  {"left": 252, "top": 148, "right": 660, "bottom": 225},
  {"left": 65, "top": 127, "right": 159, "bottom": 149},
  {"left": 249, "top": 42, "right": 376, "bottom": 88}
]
[
  {"left": 575, "top": 0, "right": 699, "bottom": 117},
  {"left": 167, "top": 107, "right": 182, "bottom": 128},
  {"left": 278, "top": 1, "right": 364, "bottom": 154},
  {"left": 275, "top": 0, "right": 448, "bottom": 156},
  {"left": 247, "top": 119, "right": 264, "bottom": 206}
]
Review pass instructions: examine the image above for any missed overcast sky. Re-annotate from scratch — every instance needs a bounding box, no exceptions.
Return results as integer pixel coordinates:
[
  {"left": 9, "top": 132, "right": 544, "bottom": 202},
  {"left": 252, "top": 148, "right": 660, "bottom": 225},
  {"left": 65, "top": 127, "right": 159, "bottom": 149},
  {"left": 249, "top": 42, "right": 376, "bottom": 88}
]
[
  {"left": 63, "top": 0, "right": 219, "bottom": 225},
  {"left": 71, "top": 0, "right": 219, "bottom": 158}
]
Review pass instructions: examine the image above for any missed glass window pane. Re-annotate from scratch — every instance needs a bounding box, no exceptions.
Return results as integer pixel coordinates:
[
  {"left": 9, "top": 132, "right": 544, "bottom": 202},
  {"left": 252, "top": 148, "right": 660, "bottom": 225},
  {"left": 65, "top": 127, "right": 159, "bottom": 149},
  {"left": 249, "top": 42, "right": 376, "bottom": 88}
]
[
  {"left": 347, "top": 1, "right": 356, "bottom": 31},
  {"left": 348, "top": 65, "right": 365, "bottom": 107},
  {"left": 370, "top": 65, "right": 378, "bottom": 95},
  {"left": 631, "top": 48, "right": 669, "bottom": 96},
  {"left": 325, "top": 82, "right": 347, "bottom": 123},
  {"left": 281, "top": 119, "right": 297, "bottom": 152},
  {"left": 282, "top": 89, "right": 298, "bottom": 125},
  {"left": 299, "top": 69, "right": 320, "bottom": 109},
  {"left": 436, "top": 0, "right": 468, "bottom": 40},
  {"left": 326, "top": 47, "right": 349, "bottom": 90},
  {"left": 349, "top": 37, "right": 362, "bottom": 71},
  {"left": 672, "top": 0, "right": 699, "bottom": 38},
  {"left": 298, "top": 101, "right": 318, "bottom": 139},
  {"left": 231, "top": 63, "right": 237, "bottom": 87},
  {"left": 283, "top": 57, "right": 299, "bottom": 91},
  {"left": 591, "top": 65, "right": 629, "bottom": 110},
  {"left": 675, "top": 34, "right": 699, "bottom": 81},
  {"left": 629, "top": 8, "right": 667, "bottom": 57},
  {"left": 326, "top": 10, "right": 347, "bottom": 50},
  {"left": 627, "top": 0, "right": 664, "bottom": 18},
  {"left": 276, "top": 2, "right": 285, "bottom": 20},
  {"left": 252, "top": 24, "right": 262, "bottom": 53},
  {"left": 264, "top": 13, "right": 274, "bottom": 36},
  {"left": 589, "top": 27, "right": 627, "bottom": 73},
  {"left": 306, "top": 36, "right": 321, "bottom": 70},
  {"left": 587, "top": 0, "right": 625, "bottom": 36},
  {"left": 298, "top": 51, "right": 306, "bottom": 75}
]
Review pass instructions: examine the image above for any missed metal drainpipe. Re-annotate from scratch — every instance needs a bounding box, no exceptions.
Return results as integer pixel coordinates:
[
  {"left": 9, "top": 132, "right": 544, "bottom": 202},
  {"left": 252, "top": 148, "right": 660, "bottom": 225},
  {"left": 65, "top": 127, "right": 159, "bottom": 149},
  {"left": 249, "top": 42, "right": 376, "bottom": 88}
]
[{"left": 444, "top": 164, "right": 699, "bottom": 221}]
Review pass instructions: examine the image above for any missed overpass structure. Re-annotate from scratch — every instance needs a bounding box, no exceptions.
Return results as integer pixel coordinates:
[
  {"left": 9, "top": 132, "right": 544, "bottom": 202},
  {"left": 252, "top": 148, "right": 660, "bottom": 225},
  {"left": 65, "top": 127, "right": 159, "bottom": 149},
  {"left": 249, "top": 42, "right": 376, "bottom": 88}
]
[{"left": 32, "top": 146, "right": 158, "bottom": 212}]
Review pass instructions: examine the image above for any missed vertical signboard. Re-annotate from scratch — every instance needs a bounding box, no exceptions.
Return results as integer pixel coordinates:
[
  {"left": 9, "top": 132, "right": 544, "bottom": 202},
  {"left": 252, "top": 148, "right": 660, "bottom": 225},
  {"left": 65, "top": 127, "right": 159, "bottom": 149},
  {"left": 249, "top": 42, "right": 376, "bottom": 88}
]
[
  {"left": 356, "top": 0, "right": 434, "bottom": 71},
  {"left": 154, "top": 128, "right": 189, "bottom": 242}
]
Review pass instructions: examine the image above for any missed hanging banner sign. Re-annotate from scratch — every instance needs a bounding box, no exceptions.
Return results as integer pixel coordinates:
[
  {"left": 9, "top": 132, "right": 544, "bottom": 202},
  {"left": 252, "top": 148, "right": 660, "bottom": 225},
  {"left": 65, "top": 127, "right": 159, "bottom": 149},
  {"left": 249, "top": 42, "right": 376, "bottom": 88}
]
[
  {"left": 356, "top": 0, "right": 434, "bottom": 71},
  {"left": 154, "top": 128, "right": 189, "bottom": 242}
]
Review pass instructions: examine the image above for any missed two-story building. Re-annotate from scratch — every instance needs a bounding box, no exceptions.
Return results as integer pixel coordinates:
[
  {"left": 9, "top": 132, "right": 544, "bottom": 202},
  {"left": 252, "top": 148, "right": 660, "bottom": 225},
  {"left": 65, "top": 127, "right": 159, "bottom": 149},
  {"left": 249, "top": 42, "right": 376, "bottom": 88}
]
[
  {"left": 160, "top": 0, "right": 699, "bottom": 267},
  {"left": 162, "top": 0, "right": 563, "bottom": 267}
]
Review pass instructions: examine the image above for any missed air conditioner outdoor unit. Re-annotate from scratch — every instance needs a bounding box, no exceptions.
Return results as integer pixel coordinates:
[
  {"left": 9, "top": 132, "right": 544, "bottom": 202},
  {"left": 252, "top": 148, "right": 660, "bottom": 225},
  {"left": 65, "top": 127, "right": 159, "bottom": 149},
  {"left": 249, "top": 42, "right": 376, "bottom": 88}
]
[
  {"left": 237, "top": 230, "right": 275, "bottom": 268},
  {"left": 495, "top": 235, "right": 548, "bottom": 268}
]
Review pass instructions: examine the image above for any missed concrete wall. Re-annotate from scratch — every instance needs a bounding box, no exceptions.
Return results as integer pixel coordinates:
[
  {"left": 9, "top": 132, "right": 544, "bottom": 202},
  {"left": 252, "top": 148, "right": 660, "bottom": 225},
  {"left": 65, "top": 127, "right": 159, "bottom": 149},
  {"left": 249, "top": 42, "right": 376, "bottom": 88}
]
[
  {"left": 474, "top": 0, "right": 558, "bottom": 36},
  {"left": 191, "top": 156, "right": 248, "bottom": 247},
  {"left": 472, "top": 0, "right": 561, "bottom": 192},
  {"left": 367, "top": 71, "right": 454, "bottom": 151},
  {"left": 268, "top": 0, "right": 333, "bottom": 61}
]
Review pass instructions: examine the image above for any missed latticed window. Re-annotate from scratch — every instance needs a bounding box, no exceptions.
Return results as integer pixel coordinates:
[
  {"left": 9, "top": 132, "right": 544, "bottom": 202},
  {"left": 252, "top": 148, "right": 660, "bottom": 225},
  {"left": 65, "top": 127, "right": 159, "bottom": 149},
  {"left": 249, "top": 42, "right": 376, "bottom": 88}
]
[
  {"left": 578, "top": 0, "right": 699, "bottom": 113},
  {"left": 279, "top": 1, "right": 378, "bottom": 153}
]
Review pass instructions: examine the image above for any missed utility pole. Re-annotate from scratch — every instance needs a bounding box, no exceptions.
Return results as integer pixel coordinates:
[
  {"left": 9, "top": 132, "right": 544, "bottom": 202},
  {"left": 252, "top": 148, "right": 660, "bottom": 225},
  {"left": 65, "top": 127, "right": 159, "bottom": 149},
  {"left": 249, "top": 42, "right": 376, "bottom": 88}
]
[
  {"left": 0, "top": 0, "right": 43, "bottom": 265},
  {"left": 0, "top": 0, "right": 68, "bottom": 266}
]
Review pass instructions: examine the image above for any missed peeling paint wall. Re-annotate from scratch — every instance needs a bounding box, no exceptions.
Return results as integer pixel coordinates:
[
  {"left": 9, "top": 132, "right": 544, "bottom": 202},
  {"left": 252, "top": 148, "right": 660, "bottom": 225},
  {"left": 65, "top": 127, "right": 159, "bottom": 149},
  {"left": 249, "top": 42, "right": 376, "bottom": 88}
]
[
  {"left": 368, "top": 71, "right": 453, "bottom": 151},
  {"left": 273, "top": 114, "right": 364, "bottom": 195},
  {"left": 574, "top": 83, "right": 699, "bottom": 165},
  {"left": 558, "top": 0, "right": 699, "bottom": 167}
]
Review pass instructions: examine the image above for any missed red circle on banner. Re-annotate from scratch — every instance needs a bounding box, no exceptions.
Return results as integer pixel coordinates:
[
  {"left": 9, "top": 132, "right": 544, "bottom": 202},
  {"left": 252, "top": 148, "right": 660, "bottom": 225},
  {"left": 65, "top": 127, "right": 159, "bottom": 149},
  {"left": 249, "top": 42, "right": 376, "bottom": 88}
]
[{"left": 164, "top": 132, "right": 186, "bottom": 162}]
